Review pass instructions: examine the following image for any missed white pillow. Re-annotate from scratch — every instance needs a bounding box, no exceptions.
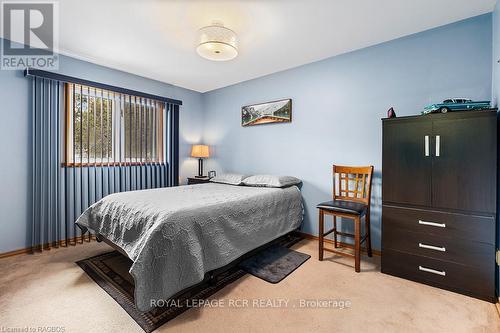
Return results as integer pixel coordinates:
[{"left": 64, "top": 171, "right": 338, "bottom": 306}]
[
  {"left": 242, "top": 175, "right": 302, "bottom": 188},
  {"left": 210, "top": 173, "right": 248, "bottom": 185}
]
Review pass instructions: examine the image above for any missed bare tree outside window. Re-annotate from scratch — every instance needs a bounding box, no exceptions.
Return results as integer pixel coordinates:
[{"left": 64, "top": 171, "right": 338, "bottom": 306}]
[{"left": 65, "top": 84, "right": 164, "bottom": 166}]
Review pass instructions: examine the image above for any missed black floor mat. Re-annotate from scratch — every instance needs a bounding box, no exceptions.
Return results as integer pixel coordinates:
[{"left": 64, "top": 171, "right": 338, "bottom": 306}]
[{"left": 239, "top": 244, "right": 310, "bottom": 283}]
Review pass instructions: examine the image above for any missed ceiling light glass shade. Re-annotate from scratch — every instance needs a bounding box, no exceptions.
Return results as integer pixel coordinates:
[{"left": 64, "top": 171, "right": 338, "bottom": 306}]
[{"left": 197, "top": 23, "right": 238, "bottom": 61}]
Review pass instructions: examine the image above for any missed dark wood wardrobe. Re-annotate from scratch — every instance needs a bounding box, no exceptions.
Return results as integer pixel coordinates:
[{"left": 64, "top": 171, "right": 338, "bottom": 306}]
[{"left": 381, "top": 110, "right": 497, "bottom": 302}]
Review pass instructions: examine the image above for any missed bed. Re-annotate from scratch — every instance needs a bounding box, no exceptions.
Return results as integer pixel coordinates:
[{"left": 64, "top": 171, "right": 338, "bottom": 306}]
[{"left": 76, "top": 182, "right": 303, "bottom": 311}]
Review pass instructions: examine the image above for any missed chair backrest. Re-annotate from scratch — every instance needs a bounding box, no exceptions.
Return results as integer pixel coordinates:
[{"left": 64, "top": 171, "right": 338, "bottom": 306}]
[{"left": 333, "top": 165, "right": 374, "bottom": 205}]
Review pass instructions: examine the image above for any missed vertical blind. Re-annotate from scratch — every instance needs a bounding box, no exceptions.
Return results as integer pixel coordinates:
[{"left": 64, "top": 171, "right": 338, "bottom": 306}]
[{"left": 29, "top": 70, "right": 180, "bottom": 251}]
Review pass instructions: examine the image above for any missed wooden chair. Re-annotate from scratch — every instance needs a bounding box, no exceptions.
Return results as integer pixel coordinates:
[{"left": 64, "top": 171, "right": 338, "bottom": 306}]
[{"left": 317, "top": 165, "right": 374, "bottom": 272}]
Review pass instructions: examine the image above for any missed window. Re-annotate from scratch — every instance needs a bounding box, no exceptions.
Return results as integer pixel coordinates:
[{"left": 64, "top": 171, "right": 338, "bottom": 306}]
[{"left": 65, "top": 84, "right": 165, "bottom": 166}]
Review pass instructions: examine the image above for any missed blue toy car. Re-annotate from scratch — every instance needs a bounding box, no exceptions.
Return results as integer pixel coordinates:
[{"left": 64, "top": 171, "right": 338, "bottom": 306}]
[{"left": 423, "top": 98, "right": 491, "bottom": 114}]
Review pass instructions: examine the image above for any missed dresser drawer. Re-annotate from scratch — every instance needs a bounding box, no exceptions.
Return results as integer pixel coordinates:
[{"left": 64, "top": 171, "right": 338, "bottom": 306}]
[
  {"left": 382, "top": 205, "right": 495, "bottom": 244},
  {"left": 383, "top": 228, "right": 494, "bottom": 267},
  {"left": 382, "top": 249, "right": 495, "bottom": 302}
]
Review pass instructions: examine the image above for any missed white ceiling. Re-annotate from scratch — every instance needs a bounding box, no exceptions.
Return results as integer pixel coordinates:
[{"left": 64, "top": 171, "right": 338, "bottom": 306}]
[{"left": 8, "top": 0, "right": 498, "bottom": 92}]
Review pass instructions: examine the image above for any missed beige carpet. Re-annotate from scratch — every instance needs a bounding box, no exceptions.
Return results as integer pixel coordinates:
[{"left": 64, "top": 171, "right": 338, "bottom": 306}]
[{"left": 0, "top": 239, "right": 498, "bottom": 333}]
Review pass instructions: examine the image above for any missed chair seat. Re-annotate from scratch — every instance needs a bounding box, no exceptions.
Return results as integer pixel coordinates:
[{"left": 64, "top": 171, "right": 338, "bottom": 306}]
[{"left": 317, "top": 200, "right": 367, "bottom": 216}]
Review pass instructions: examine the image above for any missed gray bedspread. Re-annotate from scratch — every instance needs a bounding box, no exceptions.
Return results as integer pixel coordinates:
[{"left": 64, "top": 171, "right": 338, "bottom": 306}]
[{"left": 76, "top": 183, "right": 303, "bottom": 311}]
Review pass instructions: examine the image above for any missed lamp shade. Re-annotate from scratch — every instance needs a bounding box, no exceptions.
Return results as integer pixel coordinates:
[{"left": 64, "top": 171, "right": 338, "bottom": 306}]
[
  {"left": 191, "top": 145, "right": 209, "bottom": 158},
  {"left": 196, "top": 22, "right": 238, "bottom": 61}
]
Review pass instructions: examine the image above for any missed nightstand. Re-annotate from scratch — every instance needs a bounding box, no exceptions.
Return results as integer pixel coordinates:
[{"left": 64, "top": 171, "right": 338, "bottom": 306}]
[{"left": 187, "top": 177, "right": 211, "bottom": 185}]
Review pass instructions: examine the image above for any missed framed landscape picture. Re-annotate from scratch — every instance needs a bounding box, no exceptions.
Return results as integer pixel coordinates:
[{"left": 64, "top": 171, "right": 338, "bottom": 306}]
[{"left": 241, "top": 99, "right": 292, "bottom": 127}]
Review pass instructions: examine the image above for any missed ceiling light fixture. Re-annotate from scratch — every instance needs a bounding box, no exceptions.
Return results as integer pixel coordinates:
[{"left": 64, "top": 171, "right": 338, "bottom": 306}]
[{"left": 196, "top": 22, "right": 238, "bottom": 61}]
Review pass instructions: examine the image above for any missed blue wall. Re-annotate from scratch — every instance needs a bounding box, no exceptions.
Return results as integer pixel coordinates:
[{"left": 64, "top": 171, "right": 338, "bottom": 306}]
[
  {"left": 493, "top": 0, "right": 500, "bottom": 298},
  {"left": 494, "top": 1, "right": 500, "bottom": 106},
  {"left": 0, "top": 43, "right": 204, "bottom": 253},
  {"left": 0, "top": 13, "right": 495, "bottom": 254},
  {"left": 202, "top": 14, "right": 493, "bottom": 249}
]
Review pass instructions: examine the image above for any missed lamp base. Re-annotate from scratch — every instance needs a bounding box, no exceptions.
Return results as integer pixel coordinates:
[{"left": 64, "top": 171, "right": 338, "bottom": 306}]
[
  {"left": 195, "top": 175, "right": 207, "bottom": 178},
  {"left": 197, "top": 158, "right": 205, "bottom": 178}
]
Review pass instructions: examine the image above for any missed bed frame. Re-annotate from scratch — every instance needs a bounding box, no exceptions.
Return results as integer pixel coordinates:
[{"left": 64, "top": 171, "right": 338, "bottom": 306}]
[{"left": 95, "top": 229, "right": 302, "bottom": 297}]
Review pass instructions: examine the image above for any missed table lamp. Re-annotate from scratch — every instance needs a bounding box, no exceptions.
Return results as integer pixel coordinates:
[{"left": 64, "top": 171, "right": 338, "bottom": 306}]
[{"left": 191, "top": 144, "right": 209, "bottom": 178}]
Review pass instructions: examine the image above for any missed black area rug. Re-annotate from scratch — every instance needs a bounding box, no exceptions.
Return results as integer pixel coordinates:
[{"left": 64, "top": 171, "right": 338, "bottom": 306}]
[
  {"left": 239, "top": 245, "right": 311, "bottom": 283},
  {"left": 76, "top": 233, "right": 305, "bottom": 333}
]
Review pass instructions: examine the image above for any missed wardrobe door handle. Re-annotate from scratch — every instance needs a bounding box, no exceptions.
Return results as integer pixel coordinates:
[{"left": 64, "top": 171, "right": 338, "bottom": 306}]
[
  {"left": 424, "top": 135, "right": 430, "bottom": 156},
  {"left": 419, "top": 265, "right": 446, "bottom": 276},
  {"left": 435, "top": 135, "right": 440, "bottom": 157},
  {"left": 418, "top": 220, "right": 446, "bottom": 228},
  {"left": 419, "top": 243, "right": 446, "bottom": 252}
]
